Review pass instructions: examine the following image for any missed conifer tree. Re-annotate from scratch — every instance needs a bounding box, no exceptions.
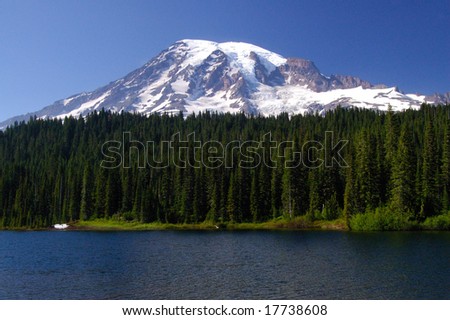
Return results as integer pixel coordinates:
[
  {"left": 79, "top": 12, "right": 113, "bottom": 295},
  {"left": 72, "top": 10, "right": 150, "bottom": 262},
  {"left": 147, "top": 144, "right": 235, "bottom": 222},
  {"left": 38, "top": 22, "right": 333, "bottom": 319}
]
[
  {"left": 271, "top": 163, "right": 283, "bottom": 219},
  {"left": 281, "top": 166, "right": 294, "bottom": 220},
  {"left": 250, "top": 168, "right": 261, "bottom": 222},
  {"left": 121, "top": 169, "right": 133, "bottom": 213},
  {"left": 354, "top": 130, "right": 380, "bottom": 211},
  {"left": 237, "top": 165, "right": 251, "bottom": 222},
  {"left": 193, "top": 167, "right": 208, "bottom": 223},
  {"left": 385, "top": 106, "right": 400, "bottom": 165},
  {"left": 94, "top": 168, "right": 107, "bottom": 218},
  {"left": 420, "top": 119, "right": 439, "bottom": 218},
  {"left": 226, "top": 172, "right": 237, "bottom": 222},
  {"left": 307, "top": 169, "right": 320, "bottom": 220},
  {"left": 390, "top": 125, "right": 416, "bottom": 217},
  {"left": 440, "top": 119, "right": 450, "bottom": 212},
  {"left": 105, "top": 169, "right": 121, "bottom": 217},
  {"left": 181, "top": 165, "right": 195, "bottom": 223},
  {"left": 343, "top": 158, "right": 356, "bottom": 227},
  {"left": 384, "top": 106, "right": 400, "bottom": 194}
]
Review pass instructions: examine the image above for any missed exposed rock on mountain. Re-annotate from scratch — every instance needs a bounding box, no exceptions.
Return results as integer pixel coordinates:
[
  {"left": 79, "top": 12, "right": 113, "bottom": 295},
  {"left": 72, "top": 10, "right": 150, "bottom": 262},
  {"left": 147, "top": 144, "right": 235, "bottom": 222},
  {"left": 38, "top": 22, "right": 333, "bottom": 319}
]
[{"left": 1, "top": 39, "right": 448, "bottom": 130}]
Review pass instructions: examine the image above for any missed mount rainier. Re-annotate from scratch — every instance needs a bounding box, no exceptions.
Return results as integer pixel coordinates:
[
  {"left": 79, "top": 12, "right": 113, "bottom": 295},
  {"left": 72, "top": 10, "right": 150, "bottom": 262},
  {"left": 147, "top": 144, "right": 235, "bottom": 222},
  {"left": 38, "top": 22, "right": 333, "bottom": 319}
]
[{"left": 1, "top": 39, "right": 449, "bottom": 129}]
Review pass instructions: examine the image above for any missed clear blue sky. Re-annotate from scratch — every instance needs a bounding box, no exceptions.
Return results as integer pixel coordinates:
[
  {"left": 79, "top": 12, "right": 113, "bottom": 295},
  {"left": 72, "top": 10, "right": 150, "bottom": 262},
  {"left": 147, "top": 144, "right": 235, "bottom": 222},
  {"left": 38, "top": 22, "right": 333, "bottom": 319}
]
[{"left": 0, "top": 0, "right": 449, "bottom": 122}]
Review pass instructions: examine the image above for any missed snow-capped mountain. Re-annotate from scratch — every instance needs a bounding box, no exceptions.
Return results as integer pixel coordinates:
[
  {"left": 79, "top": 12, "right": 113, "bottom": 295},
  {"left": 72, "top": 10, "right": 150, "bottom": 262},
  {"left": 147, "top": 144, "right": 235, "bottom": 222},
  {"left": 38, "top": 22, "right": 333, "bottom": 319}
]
[{"left": 1, "top": 39, "right": 448, "bottom": 129}]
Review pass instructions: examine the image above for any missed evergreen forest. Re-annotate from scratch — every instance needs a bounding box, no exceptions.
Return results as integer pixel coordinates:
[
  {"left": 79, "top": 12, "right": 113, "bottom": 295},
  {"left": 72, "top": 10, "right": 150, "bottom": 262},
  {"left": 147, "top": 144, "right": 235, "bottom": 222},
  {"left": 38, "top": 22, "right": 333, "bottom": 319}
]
[{"left": 1, "top": 104, "right": 450, "bottom": 230}]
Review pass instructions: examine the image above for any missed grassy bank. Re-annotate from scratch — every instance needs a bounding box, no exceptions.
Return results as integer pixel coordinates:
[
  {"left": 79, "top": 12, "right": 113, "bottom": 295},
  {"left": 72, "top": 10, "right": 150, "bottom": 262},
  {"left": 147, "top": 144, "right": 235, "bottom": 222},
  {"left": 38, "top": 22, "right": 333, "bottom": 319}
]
[
  {"left": 2, "top": 215, "right": 448, "bottom": 231},
  {"left": 73, "top": 213, "right": 450, "bottom": 232},
  {"left": 71, "top": 216, "right": 349, "bottom": 231},
  {"left": 349, "top": 209, "right": 450, "bottom": 231}
]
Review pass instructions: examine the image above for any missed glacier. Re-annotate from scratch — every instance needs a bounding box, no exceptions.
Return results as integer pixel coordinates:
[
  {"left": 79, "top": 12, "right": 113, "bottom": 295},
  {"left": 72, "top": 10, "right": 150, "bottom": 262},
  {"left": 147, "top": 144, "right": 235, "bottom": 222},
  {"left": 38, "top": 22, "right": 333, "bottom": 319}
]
[{"left": 1, "top": 39, "right": 448, "bottom": 130}]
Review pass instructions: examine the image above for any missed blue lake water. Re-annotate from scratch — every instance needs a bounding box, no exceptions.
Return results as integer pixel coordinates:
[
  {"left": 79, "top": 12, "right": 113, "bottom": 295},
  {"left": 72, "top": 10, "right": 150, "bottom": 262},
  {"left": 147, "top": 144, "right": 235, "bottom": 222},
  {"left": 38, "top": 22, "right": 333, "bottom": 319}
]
[{"left": 0, "top": 230, "right": 448, "bottom": 299}]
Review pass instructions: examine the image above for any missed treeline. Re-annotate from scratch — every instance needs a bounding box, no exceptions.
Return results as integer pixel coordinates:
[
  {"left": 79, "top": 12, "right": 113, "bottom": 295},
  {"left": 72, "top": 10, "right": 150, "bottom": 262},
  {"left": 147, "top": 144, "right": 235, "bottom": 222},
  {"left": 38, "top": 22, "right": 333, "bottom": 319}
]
[{"left": 1, "top": 105, "right": 450, "bottom": 229}]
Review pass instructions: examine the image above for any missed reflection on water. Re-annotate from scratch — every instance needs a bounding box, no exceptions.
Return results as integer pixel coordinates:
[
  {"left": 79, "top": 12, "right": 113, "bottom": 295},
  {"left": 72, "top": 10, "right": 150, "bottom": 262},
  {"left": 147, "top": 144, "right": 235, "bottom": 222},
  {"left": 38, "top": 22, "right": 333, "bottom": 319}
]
[{"left": 0, "top": 230, "right": 448, "bottom": 299}]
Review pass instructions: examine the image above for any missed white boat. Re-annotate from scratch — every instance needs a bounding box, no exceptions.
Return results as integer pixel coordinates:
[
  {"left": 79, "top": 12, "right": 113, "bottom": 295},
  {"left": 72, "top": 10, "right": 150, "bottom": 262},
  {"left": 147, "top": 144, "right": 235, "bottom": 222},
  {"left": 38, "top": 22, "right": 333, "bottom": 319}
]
[{"left": 53, "top": 223, "right": 69, "bottom": 229}]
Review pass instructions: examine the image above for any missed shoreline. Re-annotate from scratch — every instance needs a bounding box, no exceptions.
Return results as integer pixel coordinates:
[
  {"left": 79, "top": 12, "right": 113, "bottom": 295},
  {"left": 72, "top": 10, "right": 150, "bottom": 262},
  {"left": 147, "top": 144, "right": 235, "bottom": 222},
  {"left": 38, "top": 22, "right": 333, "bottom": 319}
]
[
  {"left": 0, "top": 218, "right": 350, "bottom": 232},
  {"left": 1, "top": 218, "right": 448, "bottom": 232}
]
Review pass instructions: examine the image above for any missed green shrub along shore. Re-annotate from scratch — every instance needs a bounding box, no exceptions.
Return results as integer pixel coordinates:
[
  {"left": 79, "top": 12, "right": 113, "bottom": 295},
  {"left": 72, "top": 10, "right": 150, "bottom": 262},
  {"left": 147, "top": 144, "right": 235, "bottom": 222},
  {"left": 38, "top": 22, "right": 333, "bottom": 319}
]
[
  {"left": 349, "top": 210, "right": 450, "bottom": 231},
  {"left": 72, "top": 215, "right": 350, "bottom": 231},
  {"left": 2, "top": 215, "right": 449, "bottom": 231},
  {"left": 51, "top": 213, "right": 450, "bottom": 231},
  {"left": 2, "top": 104, "right": 450, "bottom": 231}
]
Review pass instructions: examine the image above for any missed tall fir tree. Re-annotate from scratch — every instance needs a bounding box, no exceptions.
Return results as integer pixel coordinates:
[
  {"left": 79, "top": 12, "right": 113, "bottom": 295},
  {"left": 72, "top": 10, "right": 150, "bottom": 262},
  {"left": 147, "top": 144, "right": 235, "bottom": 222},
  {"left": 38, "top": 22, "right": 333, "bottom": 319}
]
[
  {"left": 389, "top": 125, "right": 417, "bottom": 217},
  {"left": 343, "top": 157, "right": 356, "bottom": 227},
  {"left": 420, "top": 118, "right": 439, "bottom": 218},
  {"left": 440, "top": 119, "right": 450, "bottom": 213},
  {"left": 384, "top": 106, "right": 400, "bottom": 194}
]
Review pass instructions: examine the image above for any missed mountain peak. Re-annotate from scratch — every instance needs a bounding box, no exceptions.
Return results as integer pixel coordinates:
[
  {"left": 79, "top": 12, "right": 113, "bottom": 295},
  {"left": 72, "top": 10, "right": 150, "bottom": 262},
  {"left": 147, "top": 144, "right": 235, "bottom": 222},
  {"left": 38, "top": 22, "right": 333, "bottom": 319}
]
[
  {"left": 0, "top": 39, "right": 445, "bottom": 130},
  {"left": 172, "top": 39, "right": 287, "bottom": 74}
]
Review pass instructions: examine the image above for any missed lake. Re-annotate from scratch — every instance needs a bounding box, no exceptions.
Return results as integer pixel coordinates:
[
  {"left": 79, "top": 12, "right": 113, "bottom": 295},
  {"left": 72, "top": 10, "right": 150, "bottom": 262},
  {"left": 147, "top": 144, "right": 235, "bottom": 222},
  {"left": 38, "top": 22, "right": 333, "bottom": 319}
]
[{"left": 0, "top": 230, "right": 448, "bottom": 299}]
